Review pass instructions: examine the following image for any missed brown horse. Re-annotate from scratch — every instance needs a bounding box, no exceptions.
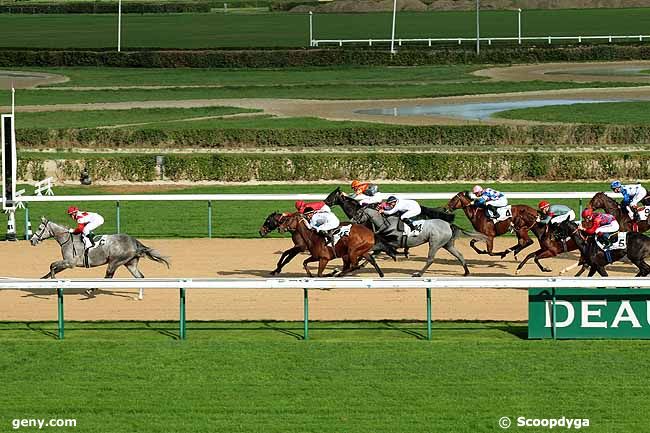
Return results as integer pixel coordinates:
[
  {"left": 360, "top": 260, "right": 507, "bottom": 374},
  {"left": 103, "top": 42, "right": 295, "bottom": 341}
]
[
  {"left": 515, "top": 222, "right": 578, "bottom": 274},
  {"left": 259, "top": 212, "right": 309, "bottom": 275},
  {"left": 588, "top": 192, "right": 650, "bottom": 233},
  {"left": 278, "top": 213, "right": 384, "bottom": 278},
  {"left": 446, "top": 191, "right": 536, "bottom": 258}
]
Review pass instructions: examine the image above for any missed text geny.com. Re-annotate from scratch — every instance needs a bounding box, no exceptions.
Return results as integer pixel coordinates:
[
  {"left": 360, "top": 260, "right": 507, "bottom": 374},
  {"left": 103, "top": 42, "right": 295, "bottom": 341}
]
[{"left": 12, "top": 419, "right": 76, "bottom": 430}]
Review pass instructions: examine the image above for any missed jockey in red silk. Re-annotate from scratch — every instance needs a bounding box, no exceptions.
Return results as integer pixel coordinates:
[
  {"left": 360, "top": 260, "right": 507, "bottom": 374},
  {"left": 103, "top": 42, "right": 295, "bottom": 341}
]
[
  {"left": 295, "top": 200, "right": 331, "bottom": 214},
  {"left": 67, "top": 206, "right": 105, "bottom": 249},
  {"left": 580, "top": 208, "right": 619, "bottom": 248}
]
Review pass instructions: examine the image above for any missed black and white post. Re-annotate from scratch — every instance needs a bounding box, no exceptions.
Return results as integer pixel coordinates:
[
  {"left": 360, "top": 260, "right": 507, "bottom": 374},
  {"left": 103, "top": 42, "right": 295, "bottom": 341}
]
[
  {"left": 2, "top": 109, "right": 17, "bottom": 241},
  {"left": 517, "top": 8, "right": 522, "bottom": 45}
]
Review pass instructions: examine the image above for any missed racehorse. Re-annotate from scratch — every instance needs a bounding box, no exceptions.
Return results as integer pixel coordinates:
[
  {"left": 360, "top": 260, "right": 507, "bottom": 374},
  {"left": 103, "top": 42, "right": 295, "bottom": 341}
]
[
  {"left": 588, "top": 192, "right": 650, "bottom": 233},
  {"left": 446, "top": 192, "right": 536, "bottom": 259},
  {"left": 277, "top": 213, "right": 384, "bottom": 278},
  {"left": 353, "top": 207, "right": 477, "bottom": 277},
  {"left": 31, "top": 217, "right": 170, "bottom": 298},
  {"left": 324, "top": 187, "right": 454, "bottom": 222},
  {"left": 556, "top": 220, "right": 650, "bottom": 277},
  {"left": 259, "top": 212, "right": 309, "bottom": 276},
  {"left": 515, "top": 222, "right": 578, "bottom": 274}
]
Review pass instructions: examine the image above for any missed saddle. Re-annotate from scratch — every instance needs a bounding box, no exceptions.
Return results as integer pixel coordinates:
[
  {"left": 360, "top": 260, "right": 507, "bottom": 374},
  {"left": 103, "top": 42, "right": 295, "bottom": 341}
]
[{"left": 596, "top": 232, "right": 626, "bottom": 252}]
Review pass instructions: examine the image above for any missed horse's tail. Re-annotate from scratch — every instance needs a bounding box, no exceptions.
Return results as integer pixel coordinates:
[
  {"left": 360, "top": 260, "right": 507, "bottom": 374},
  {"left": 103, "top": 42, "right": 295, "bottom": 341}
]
[
  {"left": 421, "top": 206, "right": 455, "bottom": 223},
  {"left": 136, "top": 241, "right": 171, "bottom": 268},
  {"left": 451, "top": 224, "right": 489, "bottom": 242}
]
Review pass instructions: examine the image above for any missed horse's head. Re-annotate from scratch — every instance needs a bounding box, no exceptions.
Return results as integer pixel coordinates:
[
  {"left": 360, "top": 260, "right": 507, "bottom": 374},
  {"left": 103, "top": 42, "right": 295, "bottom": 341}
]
[
  {"left": 323, "top": 187, "right": 342, "bottom": 207},
  {"left": 277, "top": 213, "right": 301, "bottom": 233},
  {"left": 446, "top": 191, "right": 471, "bottom": 211},
  {"left": 259, "top": 212, "right": 284, "bottom": 237},
  {"left": 31, "top": 216, "right": 54, "bottom": 246},
  {"left": 588, "top": 192, "right": 617, "bottom": 213},
  {"left": 556, "top": 220, "right": 580, "bottom": 240}
]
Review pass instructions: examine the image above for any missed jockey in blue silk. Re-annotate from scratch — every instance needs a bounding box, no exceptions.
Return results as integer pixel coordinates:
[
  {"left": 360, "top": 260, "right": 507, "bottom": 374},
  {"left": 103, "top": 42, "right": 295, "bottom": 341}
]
[
  {"left": 471, "top": 185, "right": 508, "bottom": 220},
  {"left": 611, "top": 180, "right": 647, "bottom": 220}
]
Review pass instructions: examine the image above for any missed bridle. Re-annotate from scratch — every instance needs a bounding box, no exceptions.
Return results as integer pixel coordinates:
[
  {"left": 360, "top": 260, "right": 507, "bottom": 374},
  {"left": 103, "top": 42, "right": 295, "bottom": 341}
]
[{"left": 32, "top": 219, "right": 73, "bottom": 246}]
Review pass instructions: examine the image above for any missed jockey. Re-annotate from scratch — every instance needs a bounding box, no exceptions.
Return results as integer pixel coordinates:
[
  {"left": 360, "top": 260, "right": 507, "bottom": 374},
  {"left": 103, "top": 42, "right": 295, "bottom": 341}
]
[
  {"left": 295, "top": 200, "right": 330, "bottom": 214},
  {"left": 380, "top": 195, "right": 421, "bottom": 231},
  {"left": 67, "top": 206, "right": 104, "bottom": 249},
  {"left": 538, "top": 201, "right": 576, "bottom": 229},
  {"left": 611, "top": 180, "right": 647, "bottom": 220},
  {"left": 349, "top": 180, "right": 385, "bottom": 206},
  {"left": 303, "top": 206, "right": 340, "bottom": 245},
  {"left": 472, "top": 185, "right": 508, "bottom": 220},
  {"left": 579, "top": 208, "right": 620, "bottom": 249}
]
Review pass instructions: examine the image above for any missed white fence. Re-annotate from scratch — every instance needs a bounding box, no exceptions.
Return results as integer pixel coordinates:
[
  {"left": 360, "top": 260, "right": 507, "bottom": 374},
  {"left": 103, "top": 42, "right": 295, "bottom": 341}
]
[
  {"left": 1, "top": 276, "right": 649, "bottom": 340},
  {"left": 311, "top": 34, "right": 650, "bottom": 47}
]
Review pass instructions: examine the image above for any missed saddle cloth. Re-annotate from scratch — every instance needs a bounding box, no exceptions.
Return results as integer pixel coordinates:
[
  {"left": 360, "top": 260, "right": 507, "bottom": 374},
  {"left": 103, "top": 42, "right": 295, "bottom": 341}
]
[
  {"left": 627, "top": 206, "right": 650, "bottom": 221},
  {"left": 488, "top": 205, "right": 512, "bottom": 222},
  {"left": 596, "top": 232, "right": 627, "bottom": 251},
  {"left": 331, "top": 225, "right": 352, "bottom": 247},
  {"left": 401, "top": 220, "right": 423, "bottom": 236}
]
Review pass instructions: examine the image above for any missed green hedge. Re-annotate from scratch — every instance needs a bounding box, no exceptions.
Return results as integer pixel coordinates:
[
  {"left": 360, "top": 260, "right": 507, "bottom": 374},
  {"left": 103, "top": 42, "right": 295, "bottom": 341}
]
[
  {"left": 0, "top": 2, "right": 215, "bottom": 14},
  {"left": 15, "top": 124, "right": 650, "bottom": 149},
  {"left": 1, "top": 45, "right": 650, "bottom": 67},
  {"left": 19, "top": 152, "right": 650, "bottom": 182}
]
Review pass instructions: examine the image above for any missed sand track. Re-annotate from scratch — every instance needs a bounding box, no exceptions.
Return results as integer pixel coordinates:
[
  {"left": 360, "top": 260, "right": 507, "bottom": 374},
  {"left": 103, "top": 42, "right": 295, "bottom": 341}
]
[{"left": 0, "top": 237, "right": 638, "bottom": 322}]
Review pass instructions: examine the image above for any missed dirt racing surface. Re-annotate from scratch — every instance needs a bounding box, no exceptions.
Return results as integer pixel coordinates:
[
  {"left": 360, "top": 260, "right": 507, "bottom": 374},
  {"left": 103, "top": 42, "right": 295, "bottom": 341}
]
[{"left": 0, "top": 237, "right": 638, "bottom": 322}]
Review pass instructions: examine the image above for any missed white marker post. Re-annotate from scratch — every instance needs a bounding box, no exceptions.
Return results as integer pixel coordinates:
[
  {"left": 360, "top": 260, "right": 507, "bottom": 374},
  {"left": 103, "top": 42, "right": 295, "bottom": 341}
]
[
  {"left": 390, "top": 0, "right": 398, "bottom": 54},
  {"left": 309, "top": 11, "right": 313, "bottom": 47},
  {"left": 475, "top": 0, "right": 480, "bottom": 55},
  {"left": 117, "top": 0, "right": 122, "bottom": 52},
  {"left": 518, "top": 8, "right": 522, "bottom": 45}
]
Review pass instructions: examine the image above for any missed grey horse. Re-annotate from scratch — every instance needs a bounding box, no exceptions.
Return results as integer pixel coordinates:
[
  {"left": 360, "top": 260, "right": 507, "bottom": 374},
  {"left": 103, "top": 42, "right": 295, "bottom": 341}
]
[
  {"left": 354, "top": 208, "right": 484, "bottom": 277},
  {"left": 30, "top": 217, "right": 170, "bottom": 299}
]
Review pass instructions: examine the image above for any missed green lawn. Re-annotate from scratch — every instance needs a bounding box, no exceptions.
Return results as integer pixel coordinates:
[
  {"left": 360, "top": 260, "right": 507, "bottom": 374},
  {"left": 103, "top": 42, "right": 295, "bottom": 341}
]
[
  {"left": 3, "top": 81, "right": 641, "bottom": 107},
  {"left": 14, "top": 106, "right": 258, "bottom": 129},
  {"left": 35, "top": 65, "right": 484, "bottom": 87},
  {"left": 14, "top": 181, "right": 605, "bottom": 239},
  {"left": 0, "top": 321, "right": 647, "bottom": 433},
  {"left": 0, "top": 8, "right": 650, "bottom": 48},
  {"left": 496, "top": 101, "right": 650, "bottom": 125}
]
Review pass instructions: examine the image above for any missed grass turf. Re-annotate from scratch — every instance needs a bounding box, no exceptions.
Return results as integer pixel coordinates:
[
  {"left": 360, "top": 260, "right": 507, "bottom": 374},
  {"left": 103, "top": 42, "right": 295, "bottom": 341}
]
[
  {"left": 34, "top": 65, "right": 484, "bottom": 87},
  {"left": 15, "top": 181, "right": 606, "bottom": 239},
  {"left": 13, "top": 106, "right": 260, "bottom": 129},
  {"left": 495, "top": 101, "right": 650, "bottom": 125},
  {"left": 1, "top": 8, "right": 650, "bottom": 48},
  {"left": 2, "top": 80, "right": 642, "bottom": 106},
  {"left": 0, "top": 321, "right": 647, "bottom": 432}
]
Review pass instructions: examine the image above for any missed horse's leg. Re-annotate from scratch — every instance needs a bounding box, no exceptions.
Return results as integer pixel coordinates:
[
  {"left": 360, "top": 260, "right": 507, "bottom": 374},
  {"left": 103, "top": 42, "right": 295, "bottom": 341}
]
[
  {"left": 317, "top": 258, "right": 330, "bottom": 278},
  {"left": 443, "top": 242, "right": 469, "bottom": 276},
  {"left": 515, "top": 250, "right": 539, "bottom": 275},
  {"left": 532, "top": 249, "right": 555, "bottom": 273},
  {"left": 125, "top": 258, "right": 145, "bottom": 300},
  {"left": 271, "top": 246, "right": 303, "bottom": 276},
  {"left": 509, "top": 235, "right": 534, "bottom": 261},
  {"left": 413, "top": 242, "right": 439, "bottom": 277},
  {"left": 43, "top": 260, "right": 75, "bottom": 279},
  {"left": 470, "top": 236, "right": 509, "bottom": 258},
  {"left": 364, "top": 253, "right": 384, "bottom": 278},
  {"left": 302, "top": 256, "right": 319, "bottom": 278}
]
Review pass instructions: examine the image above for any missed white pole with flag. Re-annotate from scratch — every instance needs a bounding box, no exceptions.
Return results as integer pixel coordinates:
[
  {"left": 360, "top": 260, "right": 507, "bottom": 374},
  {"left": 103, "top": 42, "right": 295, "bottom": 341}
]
[
  {"left": 390, "top": 0, "right": 397, "bottom": 54},
  {"left": 117, "top": 0, "right": 122, "bottom": 52}
]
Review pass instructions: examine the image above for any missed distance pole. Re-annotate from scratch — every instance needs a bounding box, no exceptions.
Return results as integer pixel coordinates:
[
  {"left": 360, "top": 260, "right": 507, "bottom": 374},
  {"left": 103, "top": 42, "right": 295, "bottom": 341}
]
[
  {"left": 309, "top": 11, "right": 313, "bottom": 47},
  {"left": 475, "top": 0, "right": 480, "bottom": 55},
  {"left": 117, "top": 0, "right": 122, "bottom": 52},
  {"left": 518, "top": 8, "right": 522, "bottom": 44},
  {"left": 390, "top": 0, "right": 397, "bottom": 54},
  {"left": 11, "top": 85, "right": 15, "bottom": 118}
]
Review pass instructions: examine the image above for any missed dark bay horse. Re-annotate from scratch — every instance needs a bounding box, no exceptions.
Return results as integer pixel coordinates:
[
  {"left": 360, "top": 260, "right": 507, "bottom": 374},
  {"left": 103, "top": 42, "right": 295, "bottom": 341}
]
[
  {"left": 557, "top": 220, "right": 650, "bottom": 277},
  {"left": 260, "top": 212, "right": 309, "bottom": 276},
  {"left": 515, "top": 222, "right": 578, "bottom": 274},
  {"left": 588, "top": 192, "right": 650, "bottom": 233},
  {"left": 446, "top": 191, "right": 536, "bottom": 259},
  {"left": 278, "top": 213, "right": 384, "bottom": 278}
]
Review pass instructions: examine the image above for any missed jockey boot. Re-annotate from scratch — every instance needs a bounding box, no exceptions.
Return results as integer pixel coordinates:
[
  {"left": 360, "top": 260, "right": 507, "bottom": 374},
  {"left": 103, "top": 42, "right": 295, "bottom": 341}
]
[
  {"left": 598, "top": 234, "right": 612, "bottom": 250},
  {"left": 486, "top": 205, "right": 498, "bottom": 220},
  {"left": 82, "top": 234, "right": 94, "bottom": 250},
  {"left": 322, "top": 230, "right": 335, "bottom": 246},
  {"left": 403, "top": 218, "right": 417, "bottom": 231}
]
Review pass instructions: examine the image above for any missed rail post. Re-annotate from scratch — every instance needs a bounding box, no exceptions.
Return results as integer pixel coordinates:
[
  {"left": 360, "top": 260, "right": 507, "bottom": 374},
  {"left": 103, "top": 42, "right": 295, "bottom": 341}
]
[
  {"left": 57, "top": 287, "right": 64, "bottom": 340},
  {"left": 207, "top": 200, "right": 213, "bottom": 238},
  {"left": 551, "top": 287, "right": 557, "bottom": 340},
  {"left": 24, "top": 205, "right": 30, "bottom": 240},
  {"left": 303, "top": 288, "right": 309, "bottom": 340},
  {"left": 426, "top": 287, "right": 432, "bottom": 341},
  {"left": 179, "top": 286, "right": 186, "bottom": 340},
  {"left": 116, "top": 201, "right": 121, "bottom": 233}
]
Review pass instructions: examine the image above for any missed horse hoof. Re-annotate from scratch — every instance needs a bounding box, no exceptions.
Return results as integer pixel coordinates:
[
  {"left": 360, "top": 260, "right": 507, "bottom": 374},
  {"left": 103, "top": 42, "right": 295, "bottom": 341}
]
[
  {"left": 269, "top": 271, "right": 278, "bottom": 276},
  {"left": 84, "top": 289, "right": 95, "bottom": 298},
  {"left": 412, "top": 272, "right": 422, "bottom": 278},
  {"left": 542, "top": 268, "right": 552, "bottom": 273},
  {"left": 515, "top": 269, "right": 521, "bottom": 275}
]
